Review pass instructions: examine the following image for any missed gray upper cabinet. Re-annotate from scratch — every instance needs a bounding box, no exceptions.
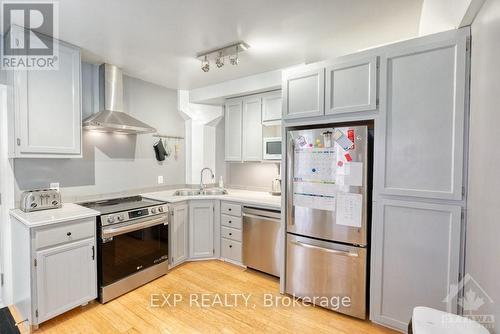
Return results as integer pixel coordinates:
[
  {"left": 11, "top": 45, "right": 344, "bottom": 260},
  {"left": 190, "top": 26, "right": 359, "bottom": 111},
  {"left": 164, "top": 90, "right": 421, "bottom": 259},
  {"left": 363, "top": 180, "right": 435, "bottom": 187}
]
[
  {"left": 224, "top": 99, "right": 243, "bottom": 161},
  {"left": 376, "top": 35, "right": 467, "bottom": 200},
  {"left": 242, "top": 96, "right": 263, "bottom": 161},
  {"left": 12, "top": 41, "right": 82, "bottom": 158},
  {"left": 261, "top": 90, "right": 282, "bottom": 122},
  {"left": 283, "top": 66, "right": 325, "bottom": 119},
  {"left": 325, "top": 56, "right": 378, "bottom": 115},
  {"left": 370, "top": 199, "right": 461, "bottom": 330}
]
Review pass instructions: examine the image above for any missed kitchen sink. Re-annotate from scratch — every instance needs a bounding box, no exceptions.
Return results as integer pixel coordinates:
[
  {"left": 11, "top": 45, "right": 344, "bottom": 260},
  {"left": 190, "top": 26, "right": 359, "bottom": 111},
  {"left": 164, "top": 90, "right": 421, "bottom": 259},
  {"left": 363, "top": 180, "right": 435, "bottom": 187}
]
[
  {"left": 201, "top": 188, "right": 228, "bottom": 195},
  {"left": 173, "top": 188, "right": 228, "bottom": 196},
  {"left": 173, "top": 189, "right": 202, "bottom": 196}
]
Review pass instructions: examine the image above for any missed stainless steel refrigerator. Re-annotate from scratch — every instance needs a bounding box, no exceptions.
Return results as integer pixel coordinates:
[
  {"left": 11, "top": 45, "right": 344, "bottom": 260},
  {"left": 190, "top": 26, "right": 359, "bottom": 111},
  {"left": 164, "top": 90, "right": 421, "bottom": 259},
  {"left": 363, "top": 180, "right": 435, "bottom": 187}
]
[{"left": 285, "top": 125, "right": 372, "bottom": 319}]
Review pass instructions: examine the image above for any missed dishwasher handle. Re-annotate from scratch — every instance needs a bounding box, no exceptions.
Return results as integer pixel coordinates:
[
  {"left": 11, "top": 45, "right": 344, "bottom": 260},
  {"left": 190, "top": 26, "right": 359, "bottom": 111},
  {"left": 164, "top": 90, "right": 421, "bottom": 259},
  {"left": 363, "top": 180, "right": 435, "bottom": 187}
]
[
  {"left": 242, "top": 212, "right": 281, "bottom": 224},
  {"left": 242, "top": 207, "right": 281, "bottom": 220}
]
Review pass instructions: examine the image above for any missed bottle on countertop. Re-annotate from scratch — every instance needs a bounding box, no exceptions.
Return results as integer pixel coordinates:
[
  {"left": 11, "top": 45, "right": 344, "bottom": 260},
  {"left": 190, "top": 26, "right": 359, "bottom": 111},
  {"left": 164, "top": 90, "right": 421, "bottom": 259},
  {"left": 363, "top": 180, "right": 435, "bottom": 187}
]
[{"left": 219, "top": 176, "right": 224, "bottom": 189}]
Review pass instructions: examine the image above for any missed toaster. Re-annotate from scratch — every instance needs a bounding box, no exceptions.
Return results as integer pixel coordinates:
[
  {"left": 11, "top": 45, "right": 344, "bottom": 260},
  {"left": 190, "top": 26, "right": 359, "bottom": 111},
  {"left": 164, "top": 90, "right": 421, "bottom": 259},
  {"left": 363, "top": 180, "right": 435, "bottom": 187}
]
[{"left": 20, "top": 189, "right": 62, "bottom": 212}]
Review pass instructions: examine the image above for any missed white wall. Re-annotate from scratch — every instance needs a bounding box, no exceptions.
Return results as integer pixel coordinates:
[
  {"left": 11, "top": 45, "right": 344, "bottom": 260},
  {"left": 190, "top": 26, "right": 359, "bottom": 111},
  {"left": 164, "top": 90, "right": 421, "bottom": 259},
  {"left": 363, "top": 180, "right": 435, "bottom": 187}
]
[{"left": 467, "top": 0, "right": 500, "bottom": 332}]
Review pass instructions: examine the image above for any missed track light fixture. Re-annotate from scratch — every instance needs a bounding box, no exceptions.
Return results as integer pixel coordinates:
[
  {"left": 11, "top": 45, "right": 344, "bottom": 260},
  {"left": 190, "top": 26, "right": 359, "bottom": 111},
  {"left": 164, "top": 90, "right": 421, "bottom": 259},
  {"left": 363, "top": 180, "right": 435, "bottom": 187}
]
[{"left": 196, "top": 41, "right": 249, "bottom": 73}]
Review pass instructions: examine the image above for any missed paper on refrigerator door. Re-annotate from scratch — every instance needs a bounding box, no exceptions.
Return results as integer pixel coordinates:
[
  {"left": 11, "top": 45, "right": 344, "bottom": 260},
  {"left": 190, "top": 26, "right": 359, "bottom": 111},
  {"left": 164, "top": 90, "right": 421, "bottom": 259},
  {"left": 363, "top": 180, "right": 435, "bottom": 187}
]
[
  {"left": 294, "top": 181, "right": 337, "bottom": 196},
  {"left": 335, "top": 162, "right": 363, "bottom": 187},
  {"left": 335, "top": 192, "right": 362, "bottom": 227},
  {"left": 294, "top": 193, "right": 336, "bottom": 211},
  {"left": 294, "top": 148, "right": 336, "bottom": 182}
]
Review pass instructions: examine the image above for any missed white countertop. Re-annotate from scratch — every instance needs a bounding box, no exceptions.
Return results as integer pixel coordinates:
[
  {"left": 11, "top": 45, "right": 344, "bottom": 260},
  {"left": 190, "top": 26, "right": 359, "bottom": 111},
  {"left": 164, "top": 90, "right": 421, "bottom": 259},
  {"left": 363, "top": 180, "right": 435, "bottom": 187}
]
[
  {"left": 142, "top": 188, "right": 282, "bottom": 210},
  {"left": 10, "top": 203, "right": 100, "bottom": 228}
]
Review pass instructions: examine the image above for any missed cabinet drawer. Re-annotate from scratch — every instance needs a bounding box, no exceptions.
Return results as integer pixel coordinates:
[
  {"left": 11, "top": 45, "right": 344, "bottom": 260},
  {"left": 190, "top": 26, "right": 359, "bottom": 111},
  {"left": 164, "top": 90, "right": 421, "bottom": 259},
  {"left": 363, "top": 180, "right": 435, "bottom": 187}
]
[
  {"left": 35, "top": 218, "right": 95, "bottom": 250},
  {"left": 221, "top": 202, "right": 241, "bottom": 216},
  {"left": 221, "top": 238, "right": 242, "bottom": 263},
  {"left": 221, "top": 226, "right": 242, "bottom": 242},
  {"left": 221, "top": 214, "right": 242, "bottom": 229}
]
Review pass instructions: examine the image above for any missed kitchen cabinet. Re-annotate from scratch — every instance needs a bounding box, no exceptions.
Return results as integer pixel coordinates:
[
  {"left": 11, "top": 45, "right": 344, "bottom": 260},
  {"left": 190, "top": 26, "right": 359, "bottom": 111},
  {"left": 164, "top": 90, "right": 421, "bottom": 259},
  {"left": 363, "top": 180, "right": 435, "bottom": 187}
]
[
  {"left": 10, "top": 215, "right": 97, "bottom": 329},
  {"left": 376, "top": 35, "right": 467, "bottom": 200},
  {"left": 36, "top": 238, "right": 96, "bottom": 323},
  {"left": 220, "top": 201, "right": 243, "bottom": 265},
  {"left": 370, "top": 29, "right": 469, "bottom": 332},
  {"left": 370, "top": 199, "right": 461, "bottom": 330},
  {"left": 325, "top": 56, "right": 378, "bottom": 115},
  {"left": 10, "top": 39, "right": 82, "bottom": 158},
  {"left": 189, "top": 200, "right": 215, "bottom": 259},
  {"left": 224, "top": 99, "right": 243, "bottom": 161},
  {"left": 242, "top": 96, "right": 263, "bottom": 161},
  {"left": 170, "top": 202, "right": 189, "bottom": 268},
  {"left": 283, "top": 65, "right": 324, "bottom": 119},
  {"left": 262, "top": 90, "right": 282, "bottom": 123}
]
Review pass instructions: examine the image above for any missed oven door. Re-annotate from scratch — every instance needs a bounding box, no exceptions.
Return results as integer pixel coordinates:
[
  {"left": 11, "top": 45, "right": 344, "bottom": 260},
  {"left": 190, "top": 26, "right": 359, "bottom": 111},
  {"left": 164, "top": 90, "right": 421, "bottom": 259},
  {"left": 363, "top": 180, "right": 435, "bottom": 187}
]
[
  {"left": 99, "top": 214, "right": 168, "bottom": 287},
  {"left": 263, "top": 137, "right": 282, "bottom": 160}
]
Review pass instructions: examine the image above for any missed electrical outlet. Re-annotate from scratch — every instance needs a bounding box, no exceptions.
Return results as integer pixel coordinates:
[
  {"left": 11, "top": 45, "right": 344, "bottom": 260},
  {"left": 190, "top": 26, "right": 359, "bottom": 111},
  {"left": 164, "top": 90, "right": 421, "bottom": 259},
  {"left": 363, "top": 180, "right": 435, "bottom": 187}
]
[
  {"left": 157, "top": 176, "right": 164, "bottom": 184},
  {"left": 49, "top": 182, "right": 60, "bottom": 191}
]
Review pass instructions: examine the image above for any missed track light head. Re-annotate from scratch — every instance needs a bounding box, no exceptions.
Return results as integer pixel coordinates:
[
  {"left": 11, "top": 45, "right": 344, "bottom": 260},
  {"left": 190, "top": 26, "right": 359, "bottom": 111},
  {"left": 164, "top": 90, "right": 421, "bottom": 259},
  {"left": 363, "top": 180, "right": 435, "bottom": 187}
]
[
  {"left": 216, "top": 52, "right": 224, "bottom": 68},
  {"left": 201, "top": 56, "right": 210, "bottom": 72}
]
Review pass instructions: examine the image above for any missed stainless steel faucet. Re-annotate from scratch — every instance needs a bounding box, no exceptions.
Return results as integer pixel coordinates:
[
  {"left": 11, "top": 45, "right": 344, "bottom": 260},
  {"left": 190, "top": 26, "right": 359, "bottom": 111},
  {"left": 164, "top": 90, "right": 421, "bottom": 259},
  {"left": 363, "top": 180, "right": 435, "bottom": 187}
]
[{"left": 200, "top": 167, "right": 215, "bottom": 189}]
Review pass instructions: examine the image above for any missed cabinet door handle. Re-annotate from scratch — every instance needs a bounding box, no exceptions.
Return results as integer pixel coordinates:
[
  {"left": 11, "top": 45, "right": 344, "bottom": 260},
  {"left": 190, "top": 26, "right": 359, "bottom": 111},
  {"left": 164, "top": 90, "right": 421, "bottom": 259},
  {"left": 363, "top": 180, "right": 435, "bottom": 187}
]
[
  {"left": 91, "top": 246, "right": 95, "bottom": 260},
  {"left": 67, "top": 232, "right": 72, "bottom": 236},
  {"left": 228, "top": 208, "right": 232, "bottom": 211},
  {"left": 228, "top": 220, "right": 232, "bottom": 224},
  {"left": 229, "top": 233, "right": 232, "bottom": 236},
  {"left": 229, "top": 245, "right": 232, "bottom": 248}
]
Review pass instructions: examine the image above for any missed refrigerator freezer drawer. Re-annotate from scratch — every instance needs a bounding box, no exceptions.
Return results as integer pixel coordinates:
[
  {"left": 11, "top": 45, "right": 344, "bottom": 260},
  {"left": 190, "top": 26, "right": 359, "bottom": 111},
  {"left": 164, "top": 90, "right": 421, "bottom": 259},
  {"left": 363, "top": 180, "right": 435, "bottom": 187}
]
[{"left": 285, "top": 234, "right": 367, "bottom": 319}]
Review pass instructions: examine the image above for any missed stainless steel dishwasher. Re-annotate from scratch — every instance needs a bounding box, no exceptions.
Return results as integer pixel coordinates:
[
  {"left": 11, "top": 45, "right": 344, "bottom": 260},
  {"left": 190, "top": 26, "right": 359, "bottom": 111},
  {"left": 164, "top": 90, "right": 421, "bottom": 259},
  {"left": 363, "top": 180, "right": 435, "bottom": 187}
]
[{"left": 242, "top": 207, "right": 281, "bottom": 277}]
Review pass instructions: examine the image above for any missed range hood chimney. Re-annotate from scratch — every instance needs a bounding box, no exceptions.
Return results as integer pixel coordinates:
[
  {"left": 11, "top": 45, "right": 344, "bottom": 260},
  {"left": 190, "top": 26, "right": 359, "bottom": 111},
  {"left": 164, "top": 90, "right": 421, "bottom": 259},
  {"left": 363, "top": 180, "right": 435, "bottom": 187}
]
[{"left": 83, "top": 64, "right": 156, "bottom": 134}]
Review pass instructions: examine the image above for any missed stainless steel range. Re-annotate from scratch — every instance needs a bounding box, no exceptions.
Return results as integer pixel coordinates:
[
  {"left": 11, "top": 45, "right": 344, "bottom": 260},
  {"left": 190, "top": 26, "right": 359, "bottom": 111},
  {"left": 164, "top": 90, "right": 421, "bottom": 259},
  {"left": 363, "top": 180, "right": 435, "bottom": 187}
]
[{"left": 80, "top": 196, "right": 169, "bottom": 303}]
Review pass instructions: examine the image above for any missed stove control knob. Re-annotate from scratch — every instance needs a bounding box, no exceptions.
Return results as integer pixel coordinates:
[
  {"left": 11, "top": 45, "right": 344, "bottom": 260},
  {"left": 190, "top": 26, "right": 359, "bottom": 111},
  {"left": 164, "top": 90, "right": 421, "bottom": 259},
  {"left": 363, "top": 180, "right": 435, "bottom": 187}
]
[
  {"left": 158, "top": 206, "right": 164, "bottom": 213},
  {"left": 107, "top": 216, "right": 115, "bottom": 224},
  {"left": 151, "top": 208, "right": 157, "bottom": 214},
  {"left": 117, "top": 215, "right": 124, "bottom": 222}
]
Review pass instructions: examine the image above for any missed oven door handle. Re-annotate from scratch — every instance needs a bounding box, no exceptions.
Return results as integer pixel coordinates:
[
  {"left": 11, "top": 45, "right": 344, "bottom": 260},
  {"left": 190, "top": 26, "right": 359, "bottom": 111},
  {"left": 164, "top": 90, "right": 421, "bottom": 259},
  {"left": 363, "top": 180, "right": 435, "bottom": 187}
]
[{"left": 102, "top": 215, "right": 168, "bottom": 238}]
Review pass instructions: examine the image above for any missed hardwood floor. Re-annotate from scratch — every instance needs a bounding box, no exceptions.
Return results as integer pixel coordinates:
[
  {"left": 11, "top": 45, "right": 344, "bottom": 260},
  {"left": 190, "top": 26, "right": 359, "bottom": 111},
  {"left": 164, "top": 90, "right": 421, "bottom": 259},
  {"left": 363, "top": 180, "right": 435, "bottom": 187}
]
[{"left": 26, "top": 260, "right": 396, "bottom": 333}]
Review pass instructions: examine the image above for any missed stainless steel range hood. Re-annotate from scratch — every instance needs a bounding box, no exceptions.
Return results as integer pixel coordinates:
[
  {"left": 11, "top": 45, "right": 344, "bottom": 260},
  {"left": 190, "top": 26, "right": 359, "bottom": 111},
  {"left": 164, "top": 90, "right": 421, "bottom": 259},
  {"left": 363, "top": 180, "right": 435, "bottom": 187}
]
[{"left": 83, "top": 64, "right": 156, "bottom": 134}]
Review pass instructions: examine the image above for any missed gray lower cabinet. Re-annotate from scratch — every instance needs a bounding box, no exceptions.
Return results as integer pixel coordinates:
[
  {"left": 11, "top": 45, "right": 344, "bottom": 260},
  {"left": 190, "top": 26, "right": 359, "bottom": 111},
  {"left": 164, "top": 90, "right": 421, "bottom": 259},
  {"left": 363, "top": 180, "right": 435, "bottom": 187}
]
[
  {"left": 35, "top": 238, "right": 96, "bottom": 323},
  {"left": 189, "top": 200, "right": 215, "bottom": 259},
  {"left": 370, "top": 199, "right": 462, "bottom": 330},
  {"left": 220, "top": 202, "right": 243, "bottom": 265},
  {"left": 11, "top": 216, "right": 97, "bottom": 328},
  {"left": 170, "top": 202, "right": 189, "bottom": 267}
]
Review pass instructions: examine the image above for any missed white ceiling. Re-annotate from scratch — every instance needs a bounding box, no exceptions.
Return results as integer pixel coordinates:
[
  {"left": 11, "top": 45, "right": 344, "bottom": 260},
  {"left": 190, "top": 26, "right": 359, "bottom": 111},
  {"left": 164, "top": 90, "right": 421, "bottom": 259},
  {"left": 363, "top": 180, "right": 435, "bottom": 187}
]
[{"left": 58, "top": 0, "right": 423, "bottom": 90}]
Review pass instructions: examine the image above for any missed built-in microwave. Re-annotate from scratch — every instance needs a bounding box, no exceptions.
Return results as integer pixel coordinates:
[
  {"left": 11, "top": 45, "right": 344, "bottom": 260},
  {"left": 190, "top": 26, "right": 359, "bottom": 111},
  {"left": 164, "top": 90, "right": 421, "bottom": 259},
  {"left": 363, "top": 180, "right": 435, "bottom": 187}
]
[{"left": 263, "top": 137, "right": 282, "bottom": 160}]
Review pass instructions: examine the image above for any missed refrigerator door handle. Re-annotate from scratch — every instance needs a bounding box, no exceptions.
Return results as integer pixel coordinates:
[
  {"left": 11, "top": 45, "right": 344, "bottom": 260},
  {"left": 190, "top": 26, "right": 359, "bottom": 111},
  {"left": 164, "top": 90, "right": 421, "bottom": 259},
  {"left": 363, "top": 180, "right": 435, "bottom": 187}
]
[
  {"left": 287, "top": 134, "right": 295, "bottom": 226},
  {"left": 289, "top": 240, "right": 359, "bottom": 257}
]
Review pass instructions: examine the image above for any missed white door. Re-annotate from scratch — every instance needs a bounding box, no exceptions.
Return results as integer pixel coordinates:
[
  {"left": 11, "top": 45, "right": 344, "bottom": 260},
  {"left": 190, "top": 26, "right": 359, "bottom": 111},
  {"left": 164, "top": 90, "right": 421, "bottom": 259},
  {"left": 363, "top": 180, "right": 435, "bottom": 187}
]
[
  {"left": 224, "top": 99, "right": 243, "bottom": 161},
  {"left": 377, "top": 35, "right": 467, "bottom": 200},
  {"left": 189, "top": 201, "right": 214, "bottom": 259},
  {"left": 171, "top": 203, "right": 189, "bottom": 267},
  {"left": 262, "top": 91, "right": 282, "bottom": 122},
  {"left": 36, "top": 238, "right": 96, "bottom": 323},
  {"left": 370, "top": 199, "right": 461, "bottom": 331},
  {"left": 242, "top": 96, "right": 262, "bottom": 161},
  {"left": 325, "top": 56, "right": 378, "bottom": 114},
  {"left": 15, "top": 41, "right": 81, "bottom": 156},
  {"left": 283, "top": 66, "right": 325, "bottom": 119}
]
